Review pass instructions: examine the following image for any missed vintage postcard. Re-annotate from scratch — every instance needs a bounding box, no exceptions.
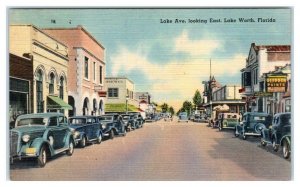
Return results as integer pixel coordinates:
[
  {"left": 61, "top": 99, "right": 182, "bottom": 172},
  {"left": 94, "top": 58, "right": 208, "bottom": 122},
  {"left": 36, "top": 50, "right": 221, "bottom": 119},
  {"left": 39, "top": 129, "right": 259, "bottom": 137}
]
[{"left": 8, "top": 8, "right": 292, "bottom": 181}]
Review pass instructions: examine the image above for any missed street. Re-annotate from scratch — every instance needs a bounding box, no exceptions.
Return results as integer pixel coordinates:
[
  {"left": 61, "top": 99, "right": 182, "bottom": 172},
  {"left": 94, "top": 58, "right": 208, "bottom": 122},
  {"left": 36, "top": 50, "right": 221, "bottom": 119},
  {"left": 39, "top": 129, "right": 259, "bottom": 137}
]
[{"left": 10, "top": 119, "right": 291, "bottom": 181}]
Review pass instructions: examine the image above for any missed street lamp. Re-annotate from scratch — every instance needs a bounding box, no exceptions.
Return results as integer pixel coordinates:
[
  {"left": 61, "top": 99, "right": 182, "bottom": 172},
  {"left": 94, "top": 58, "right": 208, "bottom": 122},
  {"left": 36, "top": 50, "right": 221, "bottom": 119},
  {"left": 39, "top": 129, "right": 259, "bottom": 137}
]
[{"left": 126, "top": 95, "right": 129, "bottom": 114}]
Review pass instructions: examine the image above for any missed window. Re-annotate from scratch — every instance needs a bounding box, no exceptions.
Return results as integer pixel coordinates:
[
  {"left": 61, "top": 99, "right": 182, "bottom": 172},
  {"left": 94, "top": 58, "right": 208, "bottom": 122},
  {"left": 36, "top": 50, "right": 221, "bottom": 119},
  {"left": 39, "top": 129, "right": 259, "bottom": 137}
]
[
  {"left": 108, "top": 88, "right": 119, "bottom": 98},
  {"left": 36, "top": 70, "right": 44, "bottom": 113},
  {"left": 84, "top": 57, "right": 89, "bottom": 79},
  {"left": 59, "top": 77, "right": 64, "bottom": 99},
  {"left": 49, "top": 73, "right": 55, "bottom": 94},
  {"left": 99, "top": 66, "right": 103, "bottom": 84},
  {"left": 49, "top": 117, "right": 58, "bottom": 126},
  {"left": 93, "top": 62, "right": 96, "bottom": 81}
]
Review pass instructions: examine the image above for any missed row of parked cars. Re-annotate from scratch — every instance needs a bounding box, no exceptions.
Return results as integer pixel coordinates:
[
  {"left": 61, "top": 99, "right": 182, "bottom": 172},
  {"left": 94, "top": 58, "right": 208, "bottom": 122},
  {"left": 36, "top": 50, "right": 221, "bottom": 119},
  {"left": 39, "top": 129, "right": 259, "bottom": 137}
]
[
  {"left": 9, "top": 112, "right": 145, "bottom": 167},
  {"left": 208, "top": 111, "right": 291, "bottom": 159}
]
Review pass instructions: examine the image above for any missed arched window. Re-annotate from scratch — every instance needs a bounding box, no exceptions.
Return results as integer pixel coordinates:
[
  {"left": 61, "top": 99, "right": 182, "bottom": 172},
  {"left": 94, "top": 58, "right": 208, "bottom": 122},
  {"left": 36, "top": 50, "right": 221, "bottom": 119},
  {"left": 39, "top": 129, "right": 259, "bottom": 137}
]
[
  {"left": 49, "top": 73, "right": 55, "bottom": 94},
  {"left": 59, "top": 77, "right": 64, "bottom": 99},
  {"left": 36, "top": 70, "right": 44, "bottom": 113}
]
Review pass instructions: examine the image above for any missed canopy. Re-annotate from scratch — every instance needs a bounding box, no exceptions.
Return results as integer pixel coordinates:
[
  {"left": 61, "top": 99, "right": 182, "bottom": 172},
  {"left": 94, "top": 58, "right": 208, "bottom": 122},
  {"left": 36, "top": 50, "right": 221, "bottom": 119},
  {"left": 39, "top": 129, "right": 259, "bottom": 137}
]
[{"left": 47, "top": 96, "right": 73, "bottom": 110}]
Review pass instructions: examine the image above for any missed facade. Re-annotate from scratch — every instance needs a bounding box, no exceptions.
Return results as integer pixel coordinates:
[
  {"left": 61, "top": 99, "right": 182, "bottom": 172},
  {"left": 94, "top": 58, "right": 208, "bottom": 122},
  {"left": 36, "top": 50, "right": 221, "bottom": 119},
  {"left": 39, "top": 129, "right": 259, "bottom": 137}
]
[
  {"left": 105, "top": 77, "right": 138, "bottom": 107},
  {"left": 202, "top": 76, "right": 222, "bottom": 116},
  {"left": 9, "top": 25, "right": 71, "bottom": 116},
  {"left": 9, "top": 53, "right": 33, "bottom": 125},
  {"left": 134, "top": 92, "right": 151, "bottom": 111},
  {"left": 43, "top": 26, "right": 106, "bottom": 116},
  {"left": 212, "top": 85, "right": 245, "bottom": 114},
  {"left": 239, "top": 43, "right": 291, "bottom": 113}
]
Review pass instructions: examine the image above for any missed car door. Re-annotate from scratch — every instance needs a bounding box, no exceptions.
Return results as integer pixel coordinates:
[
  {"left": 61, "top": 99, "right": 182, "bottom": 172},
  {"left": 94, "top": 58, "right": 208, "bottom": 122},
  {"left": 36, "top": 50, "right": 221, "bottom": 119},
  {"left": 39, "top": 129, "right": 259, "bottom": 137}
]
[
  {"left": 86, "top": 117, "right": 95, "bottom": 140},
  {"left": 91, "top": 117, "right": 100, "bottom": 139},
  {"left": 48, "top": 116, "right": 67, "bottom": 150}
]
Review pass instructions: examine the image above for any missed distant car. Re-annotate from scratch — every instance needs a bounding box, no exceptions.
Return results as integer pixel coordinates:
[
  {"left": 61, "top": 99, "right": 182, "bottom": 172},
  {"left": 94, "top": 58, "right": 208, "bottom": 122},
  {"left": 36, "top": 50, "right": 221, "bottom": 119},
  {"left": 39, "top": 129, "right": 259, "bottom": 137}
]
[
  {"left": 68, "top": 116, "right": 103, "bottom": 148},
  {"left": 129, "top": 112, "right": 145, "bottom": 128},
  {"left": 98, "top": 114, "right": 126, "bottom": 139},
  {"left": 10, "top": 113, "right": 75, "bottom": 167},
  {"left": 218, "top": 113, "right": 240, "bottom": 131},
  {"left": 121, "top": 113, "right": 137, "bottom": 131},
  {"left": 178, "top": 112, "right": 189, "bottom": 123},
  {"left": 164, "top": 113, "right": 173, "bottom": 121},
  {"left": 260, "top": 112, "right": 291, "bottom": 159},
  {"left": 234, "top": 112, "right": 272, "bottom": 140}
]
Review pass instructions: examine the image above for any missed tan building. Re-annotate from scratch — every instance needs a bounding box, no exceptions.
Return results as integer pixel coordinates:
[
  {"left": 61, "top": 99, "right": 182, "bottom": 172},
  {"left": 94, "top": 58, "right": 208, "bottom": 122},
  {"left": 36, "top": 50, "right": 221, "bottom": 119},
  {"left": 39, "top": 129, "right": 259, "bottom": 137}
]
[
  {"left": 43, "top": 26, "right": 106, "bottom": 116},
  {"left": 105, "top": 77, "right": 138, "bottom": 107},
  {"left": 9, "top": 25, "right": 71, "bottom": 116}
]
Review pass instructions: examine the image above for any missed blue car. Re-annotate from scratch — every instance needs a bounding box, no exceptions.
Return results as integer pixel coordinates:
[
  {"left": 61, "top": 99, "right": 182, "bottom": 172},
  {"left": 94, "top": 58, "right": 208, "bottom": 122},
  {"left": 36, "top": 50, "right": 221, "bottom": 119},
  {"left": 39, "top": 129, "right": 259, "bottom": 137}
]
[
  {"left": 68, "top": 116, "right": 103, "bottom": 148},
  {"left": 178, "top": 112, "right": 189, "bottom": 123}
]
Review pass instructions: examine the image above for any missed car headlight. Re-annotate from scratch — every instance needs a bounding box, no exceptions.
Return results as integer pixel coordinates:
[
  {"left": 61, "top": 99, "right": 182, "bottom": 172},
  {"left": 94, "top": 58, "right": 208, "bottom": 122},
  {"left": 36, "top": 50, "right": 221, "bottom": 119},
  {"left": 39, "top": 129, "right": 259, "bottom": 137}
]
[
  {"left": 74, "top": 131, "right": 80, "bottom": 138},
  {"left": 22, "top": 134, "right": 30, "bottom": 143},
  {"left": 102, "top": 124, "right": 107, "bottom": 129}
]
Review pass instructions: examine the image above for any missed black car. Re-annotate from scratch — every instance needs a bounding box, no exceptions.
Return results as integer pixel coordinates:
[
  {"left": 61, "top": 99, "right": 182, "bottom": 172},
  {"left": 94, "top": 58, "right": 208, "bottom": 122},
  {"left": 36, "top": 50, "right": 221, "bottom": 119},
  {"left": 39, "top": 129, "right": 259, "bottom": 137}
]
[
  {"left": 260, "top": 112, "right": 291, "bottom": 159},
  {"left": 129, "top": 112, "right": 145, "bottom": 128},
  {"left": 234, "top": 112, "right": 272, "bottom": 140},
  {"left": 98, "top": 114, "right": 126, "bottom": 139},
  {"left": 121, "top": 113, "right": 137, "bottom": 131},
  {"left": 68, "top": 116, "right": 103, "bottom": 148}
]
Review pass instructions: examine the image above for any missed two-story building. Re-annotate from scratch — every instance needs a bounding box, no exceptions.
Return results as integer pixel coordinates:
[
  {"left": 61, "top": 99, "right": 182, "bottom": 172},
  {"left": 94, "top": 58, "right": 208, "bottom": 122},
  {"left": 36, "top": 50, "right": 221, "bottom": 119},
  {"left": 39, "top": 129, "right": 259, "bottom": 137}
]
[
  {"left": 105, "top": 77, "right": 138, "bottom": 107},
  {"left": 9, "top": 24, "right": 71, "bottom": 116},
  {"left": 43, "top": 25, "right": 106, "bottom": 116},
  {"left": 239, "top": 43, "right": 290, "bottom": 113}
]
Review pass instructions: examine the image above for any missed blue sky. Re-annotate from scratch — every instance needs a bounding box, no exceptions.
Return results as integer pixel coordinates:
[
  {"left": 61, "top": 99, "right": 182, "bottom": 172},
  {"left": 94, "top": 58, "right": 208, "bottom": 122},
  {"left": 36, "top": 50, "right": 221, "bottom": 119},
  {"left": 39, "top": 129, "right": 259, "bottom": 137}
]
[{"left": 9, "top": 8, "right": 292, "bottom": 109}]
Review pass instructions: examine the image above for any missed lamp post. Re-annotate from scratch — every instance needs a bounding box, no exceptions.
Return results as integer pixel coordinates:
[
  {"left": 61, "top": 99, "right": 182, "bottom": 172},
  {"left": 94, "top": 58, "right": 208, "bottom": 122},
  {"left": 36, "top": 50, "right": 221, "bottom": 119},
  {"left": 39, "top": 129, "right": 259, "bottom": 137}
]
[{"left": 126, "top": 96, "right": 129, "bottom": 114}]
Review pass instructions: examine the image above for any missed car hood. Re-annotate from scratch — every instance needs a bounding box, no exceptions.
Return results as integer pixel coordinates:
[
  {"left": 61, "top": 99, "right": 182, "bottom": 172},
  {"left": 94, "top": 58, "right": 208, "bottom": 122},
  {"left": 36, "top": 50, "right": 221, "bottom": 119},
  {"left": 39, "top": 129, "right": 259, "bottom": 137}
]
[{"left": 11, "top": 125, "right": 46, "bottom": 133}]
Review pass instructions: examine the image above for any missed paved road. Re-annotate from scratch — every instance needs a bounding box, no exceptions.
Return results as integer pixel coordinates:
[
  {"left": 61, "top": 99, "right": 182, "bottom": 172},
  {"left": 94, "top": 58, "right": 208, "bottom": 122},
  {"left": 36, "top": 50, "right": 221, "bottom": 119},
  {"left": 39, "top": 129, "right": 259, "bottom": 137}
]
[{"left": 10, "top": 120, "right": 291, "bottom": 181}]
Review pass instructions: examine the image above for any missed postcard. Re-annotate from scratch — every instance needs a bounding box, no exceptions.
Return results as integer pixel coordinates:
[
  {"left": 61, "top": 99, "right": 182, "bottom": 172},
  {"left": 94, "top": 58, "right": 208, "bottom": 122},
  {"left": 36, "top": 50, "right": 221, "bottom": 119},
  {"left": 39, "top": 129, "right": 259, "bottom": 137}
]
[{"left": 8, "top": 8, "right": 292, "bottom": 181}]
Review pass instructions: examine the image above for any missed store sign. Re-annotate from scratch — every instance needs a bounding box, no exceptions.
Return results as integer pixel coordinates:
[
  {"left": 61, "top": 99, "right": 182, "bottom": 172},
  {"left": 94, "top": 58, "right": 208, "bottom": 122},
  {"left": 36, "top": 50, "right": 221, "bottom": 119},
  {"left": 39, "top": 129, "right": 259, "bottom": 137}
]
[
  {"left": 98, "top": 91, "right": 107, "bottom": 97},
  {"left": 254, "top": 92, "right": 272, "bottom": 97},
  {"left": 266, "top": 74, "right": 287, "bottom": 93}
]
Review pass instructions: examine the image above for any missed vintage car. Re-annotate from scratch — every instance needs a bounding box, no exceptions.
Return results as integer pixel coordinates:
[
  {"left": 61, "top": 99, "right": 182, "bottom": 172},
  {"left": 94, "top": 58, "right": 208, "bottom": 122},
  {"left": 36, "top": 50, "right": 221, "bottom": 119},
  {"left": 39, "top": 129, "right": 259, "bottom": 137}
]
[
  {"left": 194, "top": 114, "right": 208, "bottom": 123},
  {"left": 234, "top": 112, "right": 272, "bottom": 140},
  {"left": 260, "top": 112, "right": 291, "bottom": 159},
  {"left": 98, "top": 114, "right": 126, "bottom": 139},
  {"left": 121, "top": 113, "right": 136, "bottom": 131},
  {"left": 164, "top": 112, "right": 173, "bottom": 121},
  {"left": 10, "top": 113, "right": 75, "bottom": 167},
  {"left": 178, "top": 112, "right": 189, "bottom": 123},
  {"left": 218, "top": 113, "right": 240, "bottom": 131},
  {"left": 68, "top": 116, "right": 103, "bottom": 148},
  {"left": 129, "top": 112, "right": 145, "bottom": 128}
]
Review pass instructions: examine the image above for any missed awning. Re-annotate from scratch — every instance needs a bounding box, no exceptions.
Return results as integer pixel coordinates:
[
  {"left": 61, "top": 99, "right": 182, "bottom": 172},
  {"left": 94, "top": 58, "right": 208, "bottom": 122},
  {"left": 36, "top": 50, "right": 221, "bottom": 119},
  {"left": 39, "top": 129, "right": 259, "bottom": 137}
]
[{"left": 47, "top": 96, "right": 73, "bottom": 110}]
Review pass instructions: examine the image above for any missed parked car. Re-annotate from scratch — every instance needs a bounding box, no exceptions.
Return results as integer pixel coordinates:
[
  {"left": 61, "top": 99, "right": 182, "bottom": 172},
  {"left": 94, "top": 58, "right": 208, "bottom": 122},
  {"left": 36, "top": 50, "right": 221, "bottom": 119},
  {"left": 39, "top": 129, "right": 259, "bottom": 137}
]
[
  {"left": 98, "top": 114, "right": 126, "bottom": 139},
  {"left": 10, "top": 113, "right": 75, "bottom": 167},
  {"left": 194, "top": 113, "right": 208, "bottom": 123},
  {"left": 234, "top": 112, "right": 272, "bottom": 140},
  {"left": 164, "top": 112, "right": 173, "bottom": 121},
  {"left": 178, "top": 112, "right": 189, "bottom": 123},
  {"left": 218, "top": 113, "right": 240, "bottom": 131},
  {"left": 121, "top": 113, "right": 137, "bottom": 131},
  {"left": 68, "top": 116, "right": 103, "bottom": 148},
  {"left": 129, "top": 112, "right": 145, "bottom": 128},
  {"left": 260, "top": 112, "right": 291, "bottom": 159}
]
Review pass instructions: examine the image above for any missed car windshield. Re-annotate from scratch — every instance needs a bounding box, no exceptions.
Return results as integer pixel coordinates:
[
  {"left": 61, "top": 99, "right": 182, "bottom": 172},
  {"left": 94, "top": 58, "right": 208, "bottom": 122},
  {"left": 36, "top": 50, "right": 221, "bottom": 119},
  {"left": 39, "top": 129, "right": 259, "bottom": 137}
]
[
  {"left": 99, "top": 116, "right": 113, "bottom": 121},
  {"left": 69, "top": 118, "right": 86, "bottom": 125},
  {"left": 16, "top": 117, "right": 47, "bottom": 127},
  {"left": 251, "top": 115, "right": 271, "bottom": 124}
]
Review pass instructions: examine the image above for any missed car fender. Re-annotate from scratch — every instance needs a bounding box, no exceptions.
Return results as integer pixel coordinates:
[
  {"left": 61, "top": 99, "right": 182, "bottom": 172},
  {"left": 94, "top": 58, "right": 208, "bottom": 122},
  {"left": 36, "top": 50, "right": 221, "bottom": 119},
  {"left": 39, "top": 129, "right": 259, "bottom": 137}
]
[
  {"left": 271, "top": 133, "right": 279, "bottom": 144},
  {"left": 30, "top": 138, "right": 54, "bottom": 156},
  {"left": 261, "top": 128, "right": 270, "bottom": 142},
  {"left": 280, "top": 135, "right": 291, "bottom": 146}
]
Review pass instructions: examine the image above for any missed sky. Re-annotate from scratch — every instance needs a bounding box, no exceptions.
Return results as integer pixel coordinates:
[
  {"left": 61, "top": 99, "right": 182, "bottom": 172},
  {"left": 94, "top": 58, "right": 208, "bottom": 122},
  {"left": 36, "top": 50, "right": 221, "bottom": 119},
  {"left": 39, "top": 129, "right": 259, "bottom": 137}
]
[{"left": 8, "top": 8, "right": 292, "bottom": 110}]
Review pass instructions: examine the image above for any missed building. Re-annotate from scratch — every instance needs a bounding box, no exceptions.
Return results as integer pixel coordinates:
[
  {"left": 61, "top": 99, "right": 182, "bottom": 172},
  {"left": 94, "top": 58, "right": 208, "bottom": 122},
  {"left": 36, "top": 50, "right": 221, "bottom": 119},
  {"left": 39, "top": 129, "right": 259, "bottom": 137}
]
[
  {"left": 134, "top": 92, "right": 151, "bottom": 111},
  {"left": 105, "top": 77, "right": 138, "bottom": 107},
  {"left": 9, "top": 53, "right": 33, "bottom": 124},
  {"left": 43, "top": 25, "right": 106, "bottom": 116},
  {"left": 239, "top": 43, "right": 291, "bottom": 113},
  {"left": 202, "top": 76, "right": 222, "bottom": 116},
  {"left": 9, "top": 25, "right": 71, "bottom": 116}
]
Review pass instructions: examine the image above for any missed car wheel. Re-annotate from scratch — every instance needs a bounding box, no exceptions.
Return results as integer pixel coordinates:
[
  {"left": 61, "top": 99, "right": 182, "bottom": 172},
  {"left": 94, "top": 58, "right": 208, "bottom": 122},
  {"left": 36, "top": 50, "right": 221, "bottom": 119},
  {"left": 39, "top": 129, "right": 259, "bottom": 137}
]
[
  {"left": 260, "top": 138, "right": 267, "bottom": 146},
  {"left": 272, "top": 139, "right": 279, "bottom": 152},
  {"left": 37, "top": 146, "right": 47, "bottom": 167},
  {"left": 234, "top": 128, "right": 239, "bottom": 137},
  {"left": 282, "top": 139, "right": 290, "bottom": 159},
  {"left": 80, "top": 136, "right": 86, "bottom": 148},
  {"left": 109, "top": 130, "right": 115, "bottom": 139},
  {"left": 96, "top": 133, "right": 102, "bottom": 144},
  {"left": 66, "top": 140, "right": 74, "bottom": 156},
  {"left": 242, "top": 131, "right": 247, "bottom": 140}
]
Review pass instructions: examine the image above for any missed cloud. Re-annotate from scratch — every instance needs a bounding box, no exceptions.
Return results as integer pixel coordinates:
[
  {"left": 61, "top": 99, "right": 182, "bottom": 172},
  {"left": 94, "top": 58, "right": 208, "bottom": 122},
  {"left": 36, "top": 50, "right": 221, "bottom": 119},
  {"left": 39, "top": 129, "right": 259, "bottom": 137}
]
[
  {"left": 174, "top": 30, "right": 223, "bottom": 56},
  {"left": 109, "top": 31, "right": 245, "bottom": 110}
]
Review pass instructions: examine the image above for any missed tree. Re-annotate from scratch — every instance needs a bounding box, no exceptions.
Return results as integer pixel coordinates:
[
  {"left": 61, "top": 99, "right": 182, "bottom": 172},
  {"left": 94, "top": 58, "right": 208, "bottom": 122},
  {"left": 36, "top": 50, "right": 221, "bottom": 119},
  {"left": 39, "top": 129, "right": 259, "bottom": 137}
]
[
  {"left": 169, "top": 107, "right": 175, "bottom": 115},
  {"left": 182, "top": 100, "right": 193, "bottom": 116},
  {"left": 193, "top": 89, "right": 202, "bottom": 110},
  {"left": 161, "top": 103, "right": 169, "bottom": 113}
]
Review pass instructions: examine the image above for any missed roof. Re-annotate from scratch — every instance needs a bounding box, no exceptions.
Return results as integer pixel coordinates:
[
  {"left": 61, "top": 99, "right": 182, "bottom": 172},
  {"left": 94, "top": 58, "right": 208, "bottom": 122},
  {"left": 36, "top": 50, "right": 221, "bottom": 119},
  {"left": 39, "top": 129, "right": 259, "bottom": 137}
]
[
  {"left": 16, "top": 112, "right": 65, "bottom": 120},
  {"left": 251, "top": 43, "right": 290, "bottom": 52},
  {"left": 42, "top": 25, "right": 105, "bottom": 49}
]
